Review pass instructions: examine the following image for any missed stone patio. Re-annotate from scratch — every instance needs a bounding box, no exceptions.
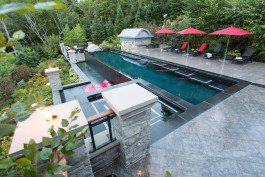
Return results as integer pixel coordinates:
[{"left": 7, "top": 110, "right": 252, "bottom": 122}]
[
  {"left": 131, "top": 48, "right": 265, "bottom": 85},
  {"left": 95, "top": 84, "right": 265, "bottom": 177}
]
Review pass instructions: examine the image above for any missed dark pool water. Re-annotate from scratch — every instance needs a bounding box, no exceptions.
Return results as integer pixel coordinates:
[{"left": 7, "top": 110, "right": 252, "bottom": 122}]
[{"left": 90, "top": 51, "right": 219, "bottom": 105}]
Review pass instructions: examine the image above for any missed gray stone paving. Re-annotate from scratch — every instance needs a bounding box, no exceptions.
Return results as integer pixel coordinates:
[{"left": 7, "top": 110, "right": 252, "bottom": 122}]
[
  {"left": 95, "top": 85, "right": 265, "bottom": 177},
  {"left": 131, "top": 48, "right": 265, "bottom": 85}
]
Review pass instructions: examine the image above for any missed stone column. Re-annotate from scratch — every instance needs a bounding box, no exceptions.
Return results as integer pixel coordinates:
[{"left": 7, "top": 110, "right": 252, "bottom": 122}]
[
  {"left": 68, "top": 140, "right": 94, "bottom": 177},
  {"left": 45, "top": 67, "right": 62, "bottom": 91},
  {"left": 68, "top": 50, "right": 77, "bottom": 64},
  {"left": 59, "top": 43, "right": 64, "bottom": 53},
  {"left": 76, "top": 52, "right": 85, "bottom": 63},
  {"left": 102, "top": 84, "right": 158, "bottom": 167}
]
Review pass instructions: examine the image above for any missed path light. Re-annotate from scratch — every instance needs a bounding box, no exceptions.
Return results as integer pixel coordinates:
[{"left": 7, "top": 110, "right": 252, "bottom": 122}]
[
  {"left": 31, "top": 103, "right": 38, "bottom": 108},
  {"left": 137, "top": 169, "right": 143, "bottom": 176}
]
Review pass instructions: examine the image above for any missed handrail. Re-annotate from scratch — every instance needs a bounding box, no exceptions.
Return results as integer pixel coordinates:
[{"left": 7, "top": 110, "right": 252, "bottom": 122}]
[{"left": 86, "top": 109, "right": 114, "bottom": 123}]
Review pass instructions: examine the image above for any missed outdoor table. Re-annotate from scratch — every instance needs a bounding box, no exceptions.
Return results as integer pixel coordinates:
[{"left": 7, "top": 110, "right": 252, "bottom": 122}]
[{"left": 9, "top": 100, "right": 87, "bottom": 156}]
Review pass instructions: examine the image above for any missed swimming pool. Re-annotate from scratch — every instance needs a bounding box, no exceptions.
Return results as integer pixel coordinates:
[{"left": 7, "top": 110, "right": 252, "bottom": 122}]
[{"left": 80, "top": 50, "right": 235, "bottom": 104}]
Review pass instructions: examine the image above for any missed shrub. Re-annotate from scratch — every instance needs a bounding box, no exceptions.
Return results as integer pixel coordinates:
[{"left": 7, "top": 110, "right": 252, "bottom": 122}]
[
  {"left": 44, "top": 34, "right": 61, "bottom": 58},
  {"left": 0, "top": 136, "right": 12, "bottom": 159},
  {"left": 14, "top": 45, "right": 41, "bottom": 67},
  {"left": 0, "top": 58, "right": 16, "bottom": 78},
  {"left": 99, "top": 35, "right": 121, "bottom": 49},
  {"left": 11, "top": 65, "right": 31, "bottom": 83},
  {"left": 0, "top": 77, "right": 16, "bottom": 100}
]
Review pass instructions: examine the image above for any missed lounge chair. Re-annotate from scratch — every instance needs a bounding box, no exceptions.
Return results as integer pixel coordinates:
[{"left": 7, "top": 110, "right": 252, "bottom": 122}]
[
  {"left": 146, "top": 41, "right": 160, "bottom": 48},
  {"left": 210, "top": 43, "right": 222, "bottom": 58},
  {"left": 162, "top": 40, "right": 177, "bottom": 52},
  {"left": 154, "top": 41, "right": 160, "bottom": 48},
  {"left": 232, "top": 48, "right": 256, "bottom": 63},
  {"left": 175, "top": 42, "right": 188, "bottom": 53},
  {"left": 191, "top": 43, "right": 207, "bottom": 56}
]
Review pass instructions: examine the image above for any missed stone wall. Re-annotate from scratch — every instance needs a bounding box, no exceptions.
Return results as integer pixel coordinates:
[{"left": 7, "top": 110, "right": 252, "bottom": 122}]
[
  {"left": 68, "top": 141, "right": 94, "bottom": 177},
  {"left": 90, "top": 140, "right": 120, "bottom": 172},
  {"left": 36, "top": 140, "right": 94, "bottom": 177},
  {"left": 113, "top": 106, "right": 152, "bottom": 167},
  {"left": 120, "top": 38, "right": 151, "bottom": 51}
]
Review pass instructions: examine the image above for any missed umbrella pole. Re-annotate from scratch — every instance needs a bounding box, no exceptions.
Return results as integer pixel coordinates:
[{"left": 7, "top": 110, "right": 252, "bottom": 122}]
[
  {"left": 223, "top": 35, "right": 230, "bottom": 62},
  {"left": 186, "top": 34, "right": 190, "bottom": 55}
]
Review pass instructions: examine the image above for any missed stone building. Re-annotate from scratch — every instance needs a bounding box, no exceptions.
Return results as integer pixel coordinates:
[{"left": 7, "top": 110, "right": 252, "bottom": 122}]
[{"left": 118, "top": 28, "right": 153, "bottom": 51}]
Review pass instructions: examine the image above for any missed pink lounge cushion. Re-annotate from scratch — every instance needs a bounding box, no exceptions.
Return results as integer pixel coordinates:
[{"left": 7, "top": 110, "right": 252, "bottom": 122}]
[
  {"left": 84, "top": 80, "right": 112, "bottom": 92},
  {"left": 105, "top": 83, "right": 112, "bottom": 87},
  {"left": 181, "top": 42, "right": 188, "bottom": 50},
  {"left": 198, "top": 43, "right": 207, "bottom": 52},
  {"left": 85, "top": 85, "right": 97, "bottom": 92},
  {"left": 100, "top": 80, "right": 109, "bottom": 87}
]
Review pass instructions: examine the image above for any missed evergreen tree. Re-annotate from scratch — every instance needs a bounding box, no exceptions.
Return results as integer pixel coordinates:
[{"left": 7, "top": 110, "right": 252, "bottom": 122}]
[
  {"left": 91, "top": 16, "right": 107, "bottom": 44},
  {"left": 62, "top": 24, "right": 87, "bottom": 47},
  {"left": 134, "top": 6, "right": 141, "bottom": 27},
  {"left": 114, "top": 4, "right": 125, "bottom": 34},
  {"left": 62, "top": 24, "right": 72, "bottom": 46},
  {"left": 72, "top": 24, "right": 87, "bottom": 47},
  {"left": 106, "top": 18, "right": 114, "bottom": 37}
]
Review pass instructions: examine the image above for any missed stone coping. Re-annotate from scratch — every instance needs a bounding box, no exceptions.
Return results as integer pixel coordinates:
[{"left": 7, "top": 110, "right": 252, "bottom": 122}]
[
  {"left": 102, "top": 83, "right": 158, "bottom": 117},
  {"left": 44, "top": 67, "right": 59, "bottom": 74},
  {"left": 9, "top": 100, "right": 87, "bottom": 155}
]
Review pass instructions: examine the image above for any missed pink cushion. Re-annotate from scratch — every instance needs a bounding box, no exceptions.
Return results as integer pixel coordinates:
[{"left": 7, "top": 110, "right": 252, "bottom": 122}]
[
  {"left": 198, "top": 43, "right": 207, "bottom": 52},
  {"left": 105, "top": 83, "right": 112, "bottom": 87},
  {"left": 84, "top": 85, "right": 96, "bottom": 92},
  {"left": 102, "top": 80, "right": 109, "bottom": 84},
  {"left": 85, "top": 80, "right": 112, "bottom": 92},
  {"left": 181, "top": 42, "right": 188, "bottom": 50}
]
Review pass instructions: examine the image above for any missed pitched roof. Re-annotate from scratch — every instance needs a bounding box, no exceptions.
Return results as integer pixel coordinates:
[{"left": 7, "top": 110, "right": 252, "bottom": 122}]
[{"left": 118, "top": 28, "right": 153, "bottom": 39}]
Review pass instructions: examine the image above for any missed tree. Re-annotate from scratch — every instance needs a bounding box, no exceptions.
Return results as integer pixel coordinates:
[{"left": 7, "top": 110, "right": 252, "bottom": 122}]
[
  {"left": 114, "top": 4, "right": 125, "bottom": 34},
  {"left": 62, "top": 24, "right": 87, "bottom": 47},
  {"left": 72, "top": 24, "right": 87, "bottom": 47},
  {"left": 106, "top": 18, "right": 114, "bottom": 37},
  {"left": 91, "top": 15, "right": 107, "bottom": 44}
]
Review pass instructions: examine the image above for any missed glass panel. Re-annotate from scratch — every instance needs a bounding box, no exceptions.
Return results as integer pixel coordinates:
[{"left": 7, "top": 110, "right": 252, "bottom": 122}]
[{"left": 93, "top": 121, "right": 111, "bottom": 148}]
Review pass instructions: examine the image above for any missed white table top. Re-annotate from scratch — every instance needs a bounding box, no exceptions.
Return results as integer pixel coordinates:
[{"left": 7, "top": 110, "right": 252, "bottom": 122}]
[
  {"left": 102, "top": 83, "right": 158, "bottom": 116},
  {"left": 9, "top": 100, "right": 87, "bottom": 155}
]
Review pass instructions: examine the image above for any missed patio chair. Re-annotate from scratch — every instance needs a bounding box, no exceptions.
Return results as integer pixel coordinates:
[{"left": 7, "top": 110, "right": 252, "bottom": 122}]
[
  {"left": 154, "top": 41, "right": 160, "bottom": 48},
  {"left": 162, "top": 40, "right": 178, "bottom": 52},
  {"left": 211, "top": 43, "right": 222, "bottom": 58},
  {"left": 191, "top": 43, "right": 207, "bottom": 56},
  {"left": 175, "top": 42, "right": 188, "bottom": 53},
  {"left": 232, "top": 47, "right": 256, "bottom": 63},
  {"left": 146, "top": 41, "right": 160, "bottom": 48}
]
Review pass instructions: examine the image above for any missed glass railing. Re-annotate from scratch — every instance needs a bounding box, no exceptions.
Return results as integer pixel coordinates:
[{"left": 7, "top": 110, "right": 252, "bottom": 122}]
[{"left": 86, "top": 110, "right": 116, "bottom": 152}]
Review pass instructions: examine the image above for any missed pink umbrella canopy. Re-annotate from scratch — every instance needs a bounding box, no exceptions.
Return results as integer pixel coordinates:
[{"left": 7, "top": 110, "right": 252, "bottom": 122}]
[
  {"left": 176, "top": 28, "right": 206, "bottom": 54},
  {"left": 155, "top": 27, "right": 175, "bottom": 34},
  {"left": 210, "top": 26, "right": 252, "bottom": 36},
  {"left": 177, "top": 27, "right": 206, "bottom": 35}
]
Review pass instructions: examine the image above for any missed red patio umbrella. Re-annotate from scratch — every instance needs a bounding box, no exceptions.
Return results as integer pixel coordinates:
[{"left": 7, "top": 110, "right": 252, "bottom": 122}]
[
  {"left": 155, "top": 28, "right": 175, "bottom": 45},
  {"left": 177, "top": 27, "right": 207, "bottom": 54},
  {"left": 155, "top": 27, "right": 176, "bottom": 34},
  {"left": 210, "top": 26, "right": 252, "bottom": 62}
]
